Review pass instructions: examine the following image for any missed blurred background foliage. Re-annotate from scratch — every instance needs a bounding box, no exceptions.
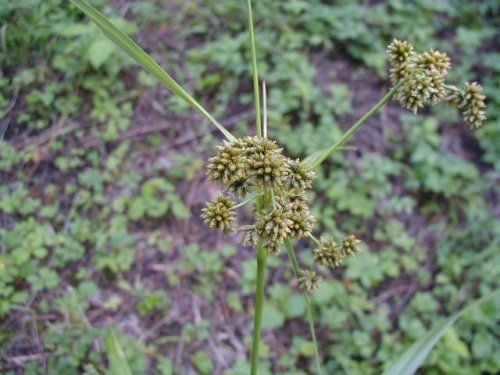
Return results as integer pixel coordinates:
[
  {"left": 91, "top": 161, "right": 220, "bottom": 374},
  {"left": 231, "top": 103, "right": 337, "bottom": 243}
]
[{"left": 0, "top": 0, "right": 499, "bottom": 374}]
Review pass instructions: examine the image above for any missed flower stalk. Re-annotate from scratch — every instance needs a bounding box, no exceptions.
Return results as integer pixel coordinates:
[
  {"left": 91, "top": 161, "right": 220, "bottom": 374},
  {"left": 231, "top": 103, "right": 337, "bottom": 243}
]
[{"left": 250, "top": 240, "right": 267, "bottom": 375}]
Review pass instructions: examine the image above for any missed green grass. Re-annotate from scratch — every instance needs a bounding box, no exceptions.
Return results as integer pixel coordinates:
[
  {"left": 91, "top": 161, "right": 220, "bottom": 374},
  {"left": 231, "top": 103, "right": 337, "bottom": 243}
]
[{"left": 0, "top": 0, "right": 499, "bottom": 374}]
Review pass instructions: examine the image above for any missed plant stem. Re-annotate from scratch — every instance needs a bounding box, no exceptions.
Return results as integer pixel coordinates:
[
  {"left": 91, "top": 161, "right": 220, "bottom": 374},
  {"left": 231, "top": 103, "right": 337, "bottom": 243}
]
[
  {"left": 250, "top": 240, "right": 267, "bottom": 375},
  {"left": 247, "top": 0, "right": 262, "bottom": 136},
  {"left": 284, "top": 239, "right": 322, "bottom": 375},
  {"left": 233, "top": 191, "right": 263, "bottom": 209},
  {"left": 308, "top": 233, "right": 322, "bottom": 247},
  {"left": 310, "top": 78, "right": 407, "bottom": 169}
]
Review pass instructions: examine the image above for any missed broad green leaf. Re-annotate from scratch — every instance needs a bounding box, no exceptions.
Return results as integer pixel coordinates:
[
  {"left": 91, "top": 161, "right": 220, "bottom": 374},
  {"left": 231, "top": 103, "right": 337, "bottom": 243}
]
[
  {"left": 192, "top": 350, "right": 214, "bottom": 375},
  {"left": 105, "top": 329, "right": 134, "bottom": 375},
  {"left": 383, "top": 289, "right": 499, "bottom": 375},
  {"left": 87, "top": 39, "right": 115, "bottom": 68},
  {"left": 261, "top": 304, "right": 285, "bottom": 329},
  {"left": 69, "top": 0, "right": 235, "bottom": 141}
]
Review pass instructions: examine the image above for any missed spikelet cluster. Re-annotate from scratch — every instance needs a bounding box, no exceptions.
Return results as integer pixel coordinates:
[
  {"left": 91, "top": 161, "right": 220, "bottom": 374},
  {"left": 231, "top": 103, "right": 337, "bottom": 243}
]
[
  {"left": 201, "top": 195, "right": 236, "bottom": 235},
  {"left": 387, "top": 39, "right": 486, "bottom": 128},
  {"left": 203, "top": 136, "right": 363, "bottom": 293},
  {"left": 298, "top": 269, "right": 322, "bottom": 293},
  {"left": 313, "top": 234, "right": 361, "bottom": 269},
  {"left": 203, "top": 136, "right": 316, "bottom": 255},
  {"left": 447, "top": 82, "right": 486, "bottom": 129}
]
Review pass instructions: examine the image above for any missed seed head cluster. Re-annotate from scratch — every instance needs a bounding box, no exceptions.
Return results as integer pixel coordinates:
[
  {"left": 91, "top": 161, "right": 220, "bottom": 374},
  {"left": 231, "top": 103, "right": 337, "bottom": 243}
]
[
  {"left": 298, "top": 269, "right": 322, "bottom": 294},
  {"left": 202, "top": 136, "right": 363, "bottom": 293},
  {"left": 201, "top": 195, "right": 236, "bottom": 236},
  {"left": 387, "top": 39, "right": 486, "bottom": 128},
  {"left": 447, "top": 82, "right": 487, "bottom": 129},
  {"left": 313, "top": 234, "right": 361, "bottom": 269},
  {"left": 203, "top": 136, "right": 316, "bottom": 254}
]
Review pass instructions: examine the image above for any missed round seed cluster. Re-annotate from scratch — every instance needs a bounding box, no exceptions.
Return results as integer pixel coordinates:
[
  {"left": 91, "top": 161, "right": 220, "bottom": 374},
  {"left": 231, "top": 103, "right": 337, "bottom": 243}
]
[
  {"left": 298, "top": 269, "right": 322, "bottom": 294},
  {"left": 201, "top": 195, "right": 236, "bottom": 235},
  {"left": 203, "top": 136, "right": 316, "bottom": 256},
  {"left": 387, "top": 39, "right": 414, "bottom": 85},
  {"left": 203, "top": 136, "right": 362, "bottom": 293},
  {"left": 387, "top": 39, "right": 486, "bottom": 128},
  {"left": 313, "top": 234, "right": 361, "bottom": 269},
  {"left": 447, "top": 82, "right": 487, "bottom": 129}
]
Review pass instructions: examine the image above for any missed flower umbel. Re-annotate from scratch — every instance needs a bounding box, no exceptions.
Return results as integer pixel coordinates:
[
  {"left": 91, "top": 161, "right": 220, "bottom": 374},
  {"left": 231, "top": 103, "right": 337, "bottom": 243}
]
[
  {"left": 387, "top": 39, "right": 414, "bottom": 85},
  {"left": 447, "top": 82, "right": 487, "bottom": 129},
  {"left": 201, "top": 195, "right": 237, "bottom": 235},
  {"left": 314, "top": 237, "right": 344, "bottom": 269},
  {"left": 207, "top": 140, "right": 247, "bottom": 187},
  {"left": 299, "top": 269, "right": 322, "bottom": 293},
  {"left": 387, "top": 39, "right": 487, "bottom": 129},
  {"left": 285, "top": 159, "right": 316, "bottom": 191},
  {"left": 342, "top": 234, "right": 361, "bottom": 256}
]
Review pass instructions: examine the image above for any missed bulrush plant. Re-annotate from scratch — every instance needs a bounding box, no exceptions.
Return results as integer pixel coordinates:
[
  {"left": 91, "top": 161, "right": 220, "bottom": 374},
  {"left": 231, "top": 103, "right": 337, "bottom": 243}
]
[{"left": 69, "top": 0, "right": 487, "bottom": 373}]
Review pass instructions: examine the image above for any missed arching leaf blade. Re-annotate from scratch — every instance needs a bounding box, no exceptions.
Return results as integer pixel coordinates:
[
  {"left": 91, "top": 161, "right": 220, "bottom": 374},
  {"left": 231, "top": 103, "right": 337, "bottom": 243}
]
[{"left": 69, "top": 0, "right": 235, "bottom": 141}]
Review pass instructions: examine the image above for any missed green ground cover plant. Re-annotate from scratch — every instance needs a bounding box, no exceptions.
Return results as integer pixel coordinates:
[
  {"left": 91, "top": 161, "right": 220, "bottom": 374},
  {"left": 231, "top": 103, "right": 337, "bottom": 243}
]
[{"left": 1, "top": 0, "right": 499, "bottom": 374}]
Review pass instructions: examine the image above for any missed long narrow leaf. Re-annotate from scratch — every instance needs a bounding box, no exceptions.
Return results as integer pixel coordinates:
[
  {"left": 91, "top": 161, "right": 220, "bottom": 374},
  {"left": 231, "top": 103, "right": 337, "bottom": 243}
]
[
  {"left": 383, "top": 289, "right": 499, "bottom": 375},
  {"left": 69, "top": 0, "right": 235, "bottom": 141},
  {"left": 304, "top": 79, "right": 406, "bottom": 169},
  {"left": 105, "top": 329, "right": 134, "bottom": 375},
  {"left": 246, "top": 0, "right": 262, "bottom": 136}
]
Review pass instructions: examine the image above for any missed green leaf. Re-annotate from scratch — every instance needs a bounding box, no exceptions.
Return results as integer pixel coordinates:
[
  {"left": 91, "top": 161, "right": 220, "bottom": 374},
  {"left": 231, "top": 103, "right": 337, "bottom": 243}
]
[
  {"left": 261, "top": 304, "right": 285, "bottom": 329},
  {"left": 105, "top": 329, "right": 134, "bottom": 375},
  {"left": 192, "top": 350, "right": 214, "bottom": 375},
  {"left": 383, "top": 289, "right": 499, "bottom": 375},
  {"left": 87, "top": 39, "right": 115, "bottom": 68},
  {"left": 69, "top": 0, "right": 235, "bottom": 141},
  {"left": 285, "top": 294, "right": 306, "bottom": 318}
]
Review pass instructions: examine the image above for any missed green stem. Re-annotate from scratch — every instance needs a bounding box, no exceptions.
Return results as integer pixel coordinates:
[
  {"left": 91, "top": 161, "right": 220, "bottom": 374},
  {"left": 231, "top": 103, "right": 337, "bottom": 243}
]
[
  {"left": 308, "top": 233, "right": 322, "bottom": 247},
  {"left": 250, "top": 240, "right": 267, "bottom": 375},
  {"left": 284, "top": 239, "right": 322, "bottom": 375},
  {"left": 233, "top": 191, "right": 263, "bottom": 209},
  {"left": 310, "top": 78, "right": 407, "bottom": 169},
  {"left": 247, "top": 0, "right": 262, "bottom": 136}
]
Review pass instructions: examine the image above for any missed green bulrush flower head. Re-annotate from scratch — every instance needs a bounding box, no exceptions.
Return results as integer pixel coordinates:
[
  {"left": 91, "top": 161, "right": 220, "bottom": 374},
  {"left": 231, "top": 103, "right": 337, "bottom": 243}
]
[
  {"left": 243, "top": 136, "right": 280, "bottom": 156},
  {"left": 415, "top": 49, "right": 451, "bottom": 76},
  {"left": 207, "top": 140, "right": 247, "bottom": 188},
  {"left": 395, "top": 48, "right": 451, "bottom": 113},
  {"left": 387, "top": 39, "right": 414, "bottom": 85},
  {"left": 314, "top": 237, "right": 344, "bottom": 269},
  {"left": 387, "top": 40, "right": 487, "bottom": 129},
  {"left": 255, "top": 208, "right": 293, "bottom": 244},
  {"left": 240, "top": 224, "right": 259, "bottom": 246},
  {"left": 201, "top": 195, "right": 236, "bottom": 235},
  {"left": 203, "top": 135, "right": 320, "bottom": 257},
  {"left": 285, "top": 159, "right": 316, "bottom": 191},
  {"left": 396, "top": 72, "right": 434, "bottom": 113},
  {"left": 288, "top": 209, "right": 315, "bottom": 239},
  {"left": 277, "top": 190, "right": 309, "bottom": 212},
  {"left": 342, "top": 234, "right": 361, "bottom": 256},
  {"left": 246, "top": 141, "right": 288, "bottom": 188},
  {"left": 448, "top": 82, "right": 487, "bottom": 129},
  {"left": 299, "top": 269, "right": 322, "bottom": 293}
]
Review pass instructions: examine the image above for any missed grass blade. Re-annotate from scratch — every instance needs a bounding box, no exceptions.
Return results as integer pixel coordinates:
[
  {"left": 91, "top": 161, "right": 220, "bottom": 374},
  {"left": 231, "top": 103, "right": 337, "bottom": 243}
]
[
  {"left": 105, "top": 329, "right": 134, "bottom": 375},
  {"left": 304, "top": 79, "right": 407, "bottom": 169},
  {"left": 383, "top": 289, "right": 500, "bottom": 375},
  {"left": 284, "top": 239, "right": 323, "bottom": 375},
  {"left": 69, "top": 0, "right": 235, "bottom": 141},
  {"left": 246, "top": 0, "right": 262, "bottom": 136}
]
